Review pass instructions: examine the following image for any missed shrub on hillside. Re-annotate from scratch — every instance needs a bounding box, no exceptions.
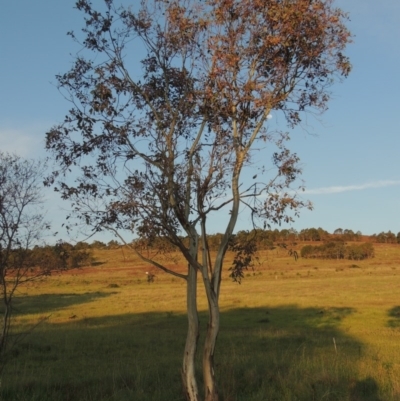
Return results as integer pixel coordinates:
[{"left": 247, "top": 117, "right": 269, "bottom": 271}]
[
  {"left": 30, "top": 242, "right": 93, "bottom": 269},
  {"left": 345, "top": 243, "right": 374, "bottom": 260},
  {"left": 301, "top": 242, "right": 374, "bottom": 260}
]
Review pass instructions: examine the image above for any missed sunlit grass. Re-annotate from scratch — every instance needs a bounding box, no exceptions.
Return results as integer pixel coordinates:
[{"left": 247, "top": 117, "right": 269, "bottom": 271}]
[{"left": 1, "top": 243, "right": 400, "bottom": 400}]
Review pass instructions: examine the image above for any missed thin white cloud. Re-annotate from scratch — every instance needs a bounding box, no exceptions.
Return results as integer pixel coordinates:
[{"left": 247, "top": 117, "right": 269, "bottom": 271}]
[
  {"left": 0, "top": 123, "right": 48, "bottom": 158},
  {"left": 305, "top": 180, "right": 400, "bottom": 195}
]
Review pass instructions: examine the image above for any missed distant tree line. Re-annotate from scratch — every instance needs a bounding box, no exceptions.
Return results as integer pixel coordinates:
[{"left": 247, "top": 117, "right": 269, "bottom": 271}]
[
  {"left": 27, "top": 228, "right": 398, "bottom": 266},
  {"left": 123, "top": 227, "right": 400, "bottom": 254},
  {"left": 57, "top": 228, "right": 399, "bottom": 259},
  {"left": 371, "top": 231, "right": 400, "bottom": 244}
]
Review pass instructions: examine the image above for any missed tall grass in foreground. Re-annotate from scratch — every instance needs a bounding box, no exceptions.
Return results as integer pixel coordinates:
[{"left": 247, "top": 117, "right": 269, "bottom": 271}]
[{"left": 1, "top": 244, "right": 400, "bottom": 400}]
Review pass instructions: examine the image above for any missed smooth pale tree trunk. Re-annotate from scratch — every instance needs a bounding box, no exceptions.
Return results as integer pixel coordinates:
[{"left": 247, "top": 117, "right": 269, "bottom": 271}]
[
  {"left": 182, "top": 263, "right": 200, "bottom": 401},
  {"left": 202, "top": 289, "right": 220, "bottom": 401}
]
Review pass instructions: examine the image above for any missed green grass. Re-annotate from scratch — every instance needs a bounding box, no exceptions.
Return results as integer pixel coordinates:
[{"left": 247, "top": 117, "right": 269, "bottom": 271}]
[{"left": 1, "top": 243, "right": 400, "bottom": 400}]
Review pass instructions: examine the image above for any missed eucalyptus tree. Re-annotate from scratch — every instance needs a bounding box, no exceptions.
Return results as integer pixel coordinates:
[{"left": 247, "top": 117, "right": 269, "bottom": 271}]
[{"left": 46, "top": 1, "right": 351, "bottom": 399}]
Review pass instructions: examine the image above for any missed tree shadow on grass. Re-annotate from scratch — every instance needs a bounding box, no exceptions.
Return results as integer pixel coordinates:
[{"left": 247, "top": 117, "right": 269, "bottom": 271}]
[
  {"left": 387, "top": 306, "right": 400, "bottom": 328},
  {"left": 216, "top": 305, "right": 379, "bottom": 401},
  {"left": 350, "top": 377, "right": 382, "bottom": 401},
  {"left": 0, "top": 305, "right": 387, "bottom": 401},
  {"left": 11, "top": 291, "right": 117, "bottom": 316}
]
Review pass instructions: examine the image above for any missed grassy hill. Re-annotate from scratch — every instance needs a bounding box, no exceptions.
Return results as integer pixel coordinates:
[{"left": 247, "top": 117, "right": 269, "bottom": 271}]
[{"left": 2, "top": 242, "right": 400, "bottom": 400}]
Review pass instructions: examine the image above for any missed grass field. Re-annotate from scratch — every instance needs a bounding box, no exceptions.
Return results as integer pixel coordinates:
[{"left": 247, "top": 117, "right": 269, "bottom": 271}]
[{"left": 2, "top": 243, "right": 400, "bottom": 400}]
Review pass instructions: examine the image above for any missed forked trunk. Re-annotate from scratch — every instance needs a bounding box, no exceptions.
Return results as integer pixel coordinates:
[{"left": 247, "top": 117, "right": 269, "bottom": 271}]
[
  {"left": 203, "top": 294, "right": 220, "bottom": 401},
  {"left": 182, "top": 263, "right": 200, "bottom": 401}
]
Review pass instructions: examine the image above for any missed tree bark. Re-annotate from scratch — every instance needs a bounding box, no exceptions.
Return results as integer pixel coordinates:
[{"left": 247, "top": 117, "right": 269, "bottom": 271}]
[
  {"left": 182, "top": 262, "right": 200, "bottom": 401},
  {"left": 203, "top": 290, "right": 220, "bottom": 401},
  {"left": 0, "top": 295, "right": 11, "bottom": 372},
  {"left": 0, "top": 302, "right": 9, "bottom": 354}
]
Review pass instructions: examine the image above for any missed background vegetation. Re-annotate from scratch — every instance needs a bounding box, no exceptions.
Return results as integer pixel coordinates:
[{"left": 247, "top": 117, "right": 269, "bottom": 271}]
[
  {"left": 300, "top": 242, "right": 374, "bottom": 260},
  {"left": 1, "top": 236, "right": 400, "bottom": 400}
]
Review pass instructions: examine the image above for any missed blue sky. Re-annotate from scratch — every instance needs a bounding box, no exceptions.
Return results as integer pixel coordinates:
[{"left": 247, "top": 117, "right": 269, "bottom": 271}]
[{"left": 1, "top": 0, "right": 399, "bottom": 243}]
